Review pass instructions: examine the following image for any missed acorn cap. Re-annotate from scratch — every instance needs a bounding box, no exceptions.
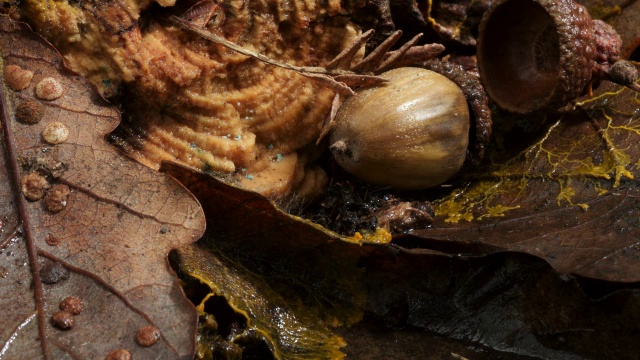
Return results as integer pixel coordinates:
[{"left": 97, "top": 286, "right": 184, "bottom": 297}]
[
  {"left": 423, "top": 59, "right": 492, "bottom": 163},
  {"left": 477, "top": 0, "right": 595, "bottom": 113}
]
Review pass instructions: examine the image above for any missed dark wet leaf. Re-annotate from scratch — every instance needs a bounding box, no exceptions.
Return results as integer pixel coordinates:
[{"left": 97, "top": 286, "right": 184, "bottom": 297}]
[
  {"left": 164, "top": 162, "right": 640, "bottom": 359},
  {"left": 409, "top": 82, "right": 640, "bottom": 282},
  {"left": 163, "top": 162, "right": 367, "bottom": 359},
  {"left": 422, "top": 0, "right": 491, "bottom": 46},
  {"left": 174, "top": 245, "right": 349, "bottom": 360},
  {"left": 0, "top": 19, "right": 204, "bottom": 359}
]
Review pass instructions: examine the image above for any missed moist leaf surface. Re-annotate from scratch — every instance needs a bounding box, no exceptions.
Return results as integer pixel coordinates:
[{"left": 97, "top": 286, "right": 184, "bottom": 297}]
[
  {"left": 0, "top": 18, "right": 205, "bottom": 359},
  {"left": 164, "top": 162, "right": 640, "bottom": 359},
  {"left": 409, "top": 83, "right": 640, "bottom": 282}
]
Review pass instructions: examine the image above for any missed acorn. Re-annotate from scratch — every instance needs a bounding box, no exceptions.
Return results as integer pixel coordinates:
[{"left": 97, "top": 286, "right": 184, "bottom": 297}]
[
  {"left": 329, "top": 67, "right": 472, "bottom": 190},
  {"left": 477, "top": 0, "right": 638, "bottom": 113}
]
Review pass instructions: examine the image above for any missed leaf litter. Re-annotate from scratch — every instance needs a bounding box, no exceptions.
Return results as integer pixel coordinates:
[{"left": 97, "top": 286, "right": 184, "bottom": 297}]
[
  {"left": 165, "top": 1, "right": 640, "bottom": 357},
  {"left": 4, "top": 1, "right": 640, "bottom": 359},
  {"left": 164, "top": 161, "right": 640, "bottom": 359}
]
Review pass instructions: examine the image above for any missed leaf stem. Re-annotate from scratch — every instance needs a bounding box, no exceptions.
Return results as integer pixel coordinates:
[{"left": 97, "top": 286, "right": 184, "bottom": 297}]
[{"left": 0, "top": 68, "right": 49, "bottom": 359}]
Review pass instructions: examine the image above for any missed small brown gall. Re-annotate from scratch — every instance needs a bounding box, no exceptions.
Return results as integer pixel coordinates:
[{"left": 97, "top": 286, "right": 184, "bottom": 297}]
[
  {"left": 35, "top": 77, "right": 64, "bottom": 100},
  {"left": 106, "top": 349, "right": 132, "bottom": 360},
  {"left": 16, "top": 99, "right": 45, "bottom": 124},
  {"left": 4, "top": 64, "right": 33, "bottom": 91},
  {"left": 40, "top": 261, "right": 69, "bottom": 285},
  {"left": 136, "top": 325, "right": 161, "bottom": 347},
  {"left": 21, "top": 172, "right": 50, "bottom": 201},
  {"left": 43, "top": 184, "right": 70, "bottom": 213},
  {"left": 59, "top": 296, "right": 83, "bottom": 315},
  {"left": 42, "top": 122, "right": 69, "bottom": 144},
  {"left": 51, "top": 311, "right": 74, "bottom": 330},
  {"left": 45, "top": 233, "right": 61, "bottom": 246}
]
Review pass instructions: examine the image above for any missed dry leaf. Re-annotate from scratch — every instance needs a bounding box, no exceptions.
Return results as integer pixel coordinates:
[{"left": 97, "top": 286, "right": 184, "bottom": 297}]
[{"left": 0, "top": 19, "right": 205, "bottom": 359}]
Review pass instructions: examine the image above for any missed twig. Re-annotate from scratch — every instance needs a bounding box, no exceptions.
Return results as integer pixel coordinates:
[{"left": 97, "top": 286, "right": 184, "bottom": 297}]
[{"left": 170, "top": 15, "right": 356, "bottom": 77}]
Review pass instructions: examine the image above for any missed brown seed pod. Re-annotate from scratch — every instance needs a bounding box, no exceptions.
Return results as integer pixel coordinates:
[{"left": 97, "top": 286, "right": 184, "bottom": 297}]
[
  {"left": 330, "top": 67, "right": 470, "bottom": 189},
  {"left": 423, "top": 59, "right": 492, "bottom": 162},
  {"left": 477, "top": 0, "right": 626, "bottom": 113}
]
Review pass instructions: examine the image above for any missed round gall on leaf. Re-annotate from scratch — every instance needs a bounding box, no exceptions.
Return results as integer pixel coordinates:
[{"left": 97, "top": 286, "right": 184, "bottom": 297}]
[
  {"left": 44, "top": 184, "right": 70, "bottom": 213},
  {"left": 51, "top": 311, "right": 74, "bottom": 330},
  {"left": 35, "top": 77, "right": 64, "bottom": 100},
  {"left": 4, "top": 64, "right": 34, "bottom": 91},
  {"left": 136, "top": 325, "right": 161, "bottom": 347},
  {"left": 21, "top": 172, "right": 50, "bottom": 201},
  {"left": 106, "top": 349, "right": 132, "bottom": 360},
  {"left": 42, "top": 122, "right": 69, "bottom": 144},
  {"left": 16, "top": 99, "right": 45, "bottom": 124},
  {"left": 59, "top": 296, "right": 83, "bottom": 315}
]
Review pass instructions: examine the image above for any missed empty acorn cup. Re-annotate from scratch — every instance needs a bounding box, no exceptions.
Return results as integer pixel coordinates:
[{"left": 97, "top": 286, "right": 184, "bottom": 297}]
[{"left": 477, "top": 0, "right": 639, "bottom": 114}]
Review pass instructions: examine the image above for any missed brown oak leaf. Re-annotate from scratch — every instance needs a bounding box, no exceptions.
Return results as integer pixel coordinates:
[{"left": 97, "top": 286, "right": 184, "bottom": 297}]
[{"left": 0, "top": 18, "right": 204, "bottom": 359}]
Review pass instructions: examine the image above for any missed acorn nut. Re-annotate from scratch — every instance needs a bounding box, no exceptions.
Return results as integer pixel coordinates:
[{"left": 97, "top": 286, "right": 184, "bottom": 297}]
[{"left": 329, "top": 67, "right": 470, "bottom": 189}]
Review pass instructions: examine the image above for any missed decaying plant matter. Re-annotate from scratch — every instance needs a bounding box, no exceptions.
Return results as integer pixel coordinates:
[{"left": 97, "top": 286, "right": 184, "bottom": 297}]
[
  {"left": 0, "top": 17, "right": 205, "bottom": 359},
  {"left": 21, "top": 0, "right": 362, "bottom": 200},
  {"left": 5, "top": 1, "right": 640, "bottom": 359},
  {"left": 19, "top": 0, "right": 472, "bottom": 203},
  {"left": 17, "top": 0, "right": 444, "bottom": 202}
]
